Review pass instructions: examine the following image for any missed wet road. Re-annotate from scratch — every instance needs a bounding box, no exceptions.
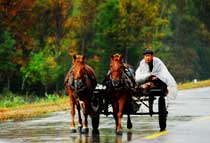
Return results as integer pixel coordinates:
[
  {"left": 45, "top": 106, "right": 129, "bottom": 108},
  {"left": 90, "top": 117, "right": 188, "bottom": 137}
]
[{"left": 0, "top": 87, "right": 210, "bottom": 143}]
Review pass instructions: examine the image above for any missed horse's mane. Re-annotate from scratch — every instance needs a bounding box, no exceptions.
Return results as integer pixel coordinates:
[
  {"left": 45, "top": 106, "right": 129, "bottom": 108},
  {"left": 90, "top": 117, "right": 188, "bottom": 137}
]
[{"left": 85, "top": 64, "right": 96, "bottom": 78}]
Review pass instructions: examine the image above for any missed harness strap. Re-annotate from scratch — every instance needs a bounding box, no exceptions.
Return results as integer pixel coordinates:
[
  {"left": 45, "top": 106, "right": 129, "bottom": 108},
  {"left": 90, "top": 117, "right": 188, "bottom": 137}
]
[
  {"left": 105, "top": 66, "right": 135, "bottom": 90},
  {"left": 121, "top": 67, "right": 135, "bottom": 88}
]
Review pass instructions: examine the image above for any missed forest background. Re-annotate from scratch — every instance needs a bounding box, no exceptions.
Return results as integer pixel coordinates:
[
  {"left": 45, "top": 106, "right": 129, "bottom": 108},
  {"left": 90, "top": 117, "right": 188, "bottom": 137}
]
[{"left": 1, "top": 0, "right": 210, "bottom": 97}]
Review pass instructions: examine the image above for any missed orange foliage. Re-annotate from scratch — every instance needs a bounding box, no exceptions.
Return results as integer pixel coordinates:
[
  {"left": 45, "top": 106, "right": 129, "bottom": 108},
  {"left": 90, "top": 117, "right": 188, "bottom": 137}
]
[
  {"left": 0, "top": 0, "right": 36, "bottom": 66},
  {"left": 64, "top": 18, "right": 74, "bottom": 28},
  {"left": 92, "top": 55, "right": 100, "bottom": 62}
]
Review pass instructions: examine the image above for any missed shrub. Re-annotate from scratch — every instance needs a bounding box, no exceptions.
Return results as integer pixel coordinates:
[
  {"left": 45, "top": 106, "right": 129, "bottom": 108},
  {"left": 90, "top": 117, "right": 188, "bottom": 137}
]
[
  {"left": 44, "top": 93, "right": 60, "bottom": 102},
  {"left": 0, "top": 89, "right": 26, "bottom": 108}
]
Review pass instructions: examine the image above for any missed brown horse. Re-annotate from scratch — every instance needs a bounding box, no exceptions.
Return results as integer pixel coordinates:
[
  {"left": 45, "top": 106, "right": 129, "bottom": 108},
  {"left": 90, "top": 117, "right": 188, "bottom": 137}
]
[
  {"left": 106, "top": 53, "right": 135, "bottom": 135},
  {"left": 64, "top": 54, "right": 97, "bottom": 133}
]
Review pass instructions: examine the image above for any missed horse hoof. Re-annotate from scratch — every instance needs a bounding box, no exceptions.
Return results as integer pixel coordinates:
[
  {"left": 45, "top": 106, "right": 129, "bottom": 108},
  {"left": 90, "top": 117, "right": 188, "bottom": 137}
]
[
  {"left": 116, "top": 131, "right": 123, "bottom": 136},
  {"left": 70, "top": 128, "right": 77, "bottom": 133},
  {"left": 81, "top": 128, "right": 89, "bottom": 134}
]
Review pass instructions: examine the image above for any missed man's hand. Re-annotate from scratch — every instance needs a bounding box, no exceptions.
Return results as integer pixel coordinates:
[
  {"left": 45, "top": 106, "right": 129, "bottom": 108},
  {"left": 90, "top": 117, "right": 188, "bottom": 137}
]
[
  {"left": 141, "top": 82, "right": 154, "bottom": 88},
  {"left": 149, "top": 75, "right": 158, "bottom": 81},
  {"left": 151, "top": 76, "right": 158, "bottom": 80}
]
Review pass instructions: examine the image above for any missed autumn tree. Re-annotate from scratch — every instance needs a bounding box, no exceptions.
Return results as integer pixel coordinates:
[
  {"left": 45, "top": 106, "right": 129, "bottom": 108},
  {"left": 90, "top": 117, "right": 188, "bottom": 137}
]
[
  {"left": 93, "top": 0, "right": 169, "bottom": 67},
  {"left": 68, "top": 0, "right": 98, "bottom": 55},
  {"left": 0, "top": 0, "right": 36, "bottom": 66}
]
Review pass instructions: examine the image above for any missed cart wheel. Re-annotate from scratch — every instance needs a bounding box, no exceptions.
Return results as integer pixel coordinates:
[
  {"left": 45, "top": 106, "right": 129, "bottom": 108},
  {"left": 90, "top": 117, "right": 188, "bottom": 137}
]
[
  {"left": 92, "top": 114, "right": 100, "bottom": 131},
  {"left": 158, "top": 96, "right": 167, "bottom": 131}
]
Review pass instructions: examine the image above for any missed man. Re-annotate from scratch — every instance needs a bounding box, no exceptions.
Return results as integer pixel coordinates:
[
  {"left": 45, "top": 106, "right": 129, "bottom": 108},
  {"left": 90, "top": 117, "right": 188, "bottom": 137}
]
[{"left": 135, "top": 49, "right": 177, "bottom": 98}]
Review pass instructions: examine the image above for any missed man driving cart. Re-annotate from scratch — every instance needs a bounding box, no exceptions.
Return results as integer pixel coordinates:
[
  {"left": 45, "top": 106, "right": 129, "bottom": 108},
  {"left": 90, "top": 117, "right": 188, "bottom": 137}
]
[{"left": 135, "top": 49, "right": 177, "bottom": 115}]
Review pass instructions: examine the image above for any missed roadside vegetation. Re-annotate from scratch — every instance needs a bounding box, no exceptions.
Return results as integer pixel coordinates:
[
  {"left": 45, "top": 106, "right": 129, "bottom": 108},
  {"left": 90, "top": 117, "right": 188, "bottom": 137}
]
[
  {"left": 1, "top": 79, "right": 210, "bottom": 121},
  {"left": 178, "top": 79, "right": 210, "bottom": 90},
  {"left": 0, "top": 89, "right": 69, "bottom": 121}
]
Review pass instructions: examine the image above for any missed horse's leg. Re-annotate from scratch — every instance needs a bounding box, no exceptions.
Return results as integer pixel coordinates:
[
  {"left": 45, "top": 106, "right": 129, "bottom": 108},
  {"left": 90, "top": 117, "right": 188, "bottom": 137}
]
[
  {"left": 127, "top": 92, "right": 132, "bottom": 129},
  {"left": 68, "top": 89, "right": 77, "bottom": 133},
  {"left": 76, "top": 103, "right": 82, "bottom": 130},
  {"left": 112, "top": 101, "right": 118, "bottom": 131},
  {"left": 81, "top": 100, "right": 89, "bottom": 134},
  {"left": 116, "top": 95, "right": 126, "bottom": 134}
]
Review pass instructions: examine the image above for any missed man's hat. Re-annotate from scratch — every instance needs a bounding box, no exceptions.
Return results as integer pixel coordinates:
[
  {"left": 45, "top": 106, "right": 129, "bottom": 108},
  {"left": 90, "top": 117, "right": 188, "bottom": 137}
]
[{"left": 143, "top": 49, "right": 153, "bottom": 55}]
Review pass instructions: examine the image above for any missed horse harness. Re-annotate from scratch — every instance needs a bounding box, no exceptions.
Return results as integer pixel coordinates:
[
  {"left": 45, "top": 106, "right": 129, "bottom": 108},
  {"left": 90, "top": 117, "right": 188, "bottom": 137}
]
[
  {"left": 107, "top": 65, "right": 135, "bottom": 91},
  {"left": 66, "top": 67, "right": 96, "bottom": 102}
]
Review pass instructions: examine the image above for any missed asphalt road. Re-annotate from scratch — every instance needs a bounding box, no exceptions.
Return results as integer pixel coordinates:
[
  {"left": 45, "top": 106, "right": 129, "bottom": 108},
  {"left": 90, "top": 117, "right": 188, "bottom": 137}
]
[{"left": 0, "top": 87, "right": 210, "bottom": 143}]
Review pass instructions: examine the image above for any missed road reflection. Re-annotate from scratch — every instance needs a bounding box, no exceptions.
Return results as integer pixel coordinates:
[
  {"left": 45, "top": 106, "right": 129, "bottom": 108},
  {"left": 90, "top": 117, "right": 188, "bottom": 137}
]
[{"left": 68, "top": 130, "right": 132, "bottom": 143}]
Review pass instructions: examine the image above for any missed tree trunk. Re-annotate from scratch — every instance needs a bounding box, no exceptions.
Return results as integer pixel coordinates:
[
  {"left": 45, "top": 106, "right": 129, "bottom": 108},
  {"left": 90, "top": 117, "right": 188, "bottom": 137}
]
[
  {"left": 81, "top": 38, "right": 86, "bottom": 55},
  {"left": 7, "top": 76, "right": 10, "bottom": 90},
  {"left": 125, "top": 46, "right": 128, "bottom": 63},
  {"left": 45, "top": 85, "right": 48, "bottom": 94}
]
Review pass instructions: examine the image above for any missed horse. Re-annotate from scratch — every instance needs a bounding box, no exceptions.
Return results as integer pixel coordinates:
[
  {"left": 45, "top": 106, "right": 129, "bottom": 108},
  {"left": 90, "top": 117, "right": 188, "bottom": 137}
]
[
  {"left": 104, "top": 53, "right": 135, "bottom": 135},
  {"left": 64, "top": 54, "right": 97, "bottom": 133}
]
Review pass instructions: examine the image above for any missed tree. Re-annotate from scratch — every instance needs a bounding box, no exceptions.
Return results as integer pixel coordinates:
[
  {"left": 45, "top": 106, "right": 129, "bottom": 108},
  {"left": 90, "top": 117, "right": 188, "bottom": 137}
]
[
  {"left": 167, "top": 0, "right": 210, "bottom": 81},
  {"left": 94, "top": 0, "right": 169, "bottom": 65},
  {"left": 68, "top": 0, "right": 98, "bottom": 55},
  {"left": 20, "top": 47, "right": 60, "bottom": 94},
  {"left": 33, "top": 0, "right": 73, "bottom": 51},
  {"left": 0, "top": 0, "right": 36, "bottom": 66},
  {"left": 0, "top": 30, "right": 16, "bottom": 90}
]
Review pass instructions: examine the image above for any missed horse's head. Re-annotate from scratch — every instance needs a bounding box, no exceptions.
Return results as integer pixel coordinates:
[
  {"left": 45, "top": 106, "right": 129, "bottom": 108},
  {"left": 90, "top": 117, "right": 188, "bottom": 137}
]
[
  {"left": 72, "top": 54, "right": 87, "bottom": 90},
  {"left": 110, "top": 53, "right": 124, "bottom": 80}
]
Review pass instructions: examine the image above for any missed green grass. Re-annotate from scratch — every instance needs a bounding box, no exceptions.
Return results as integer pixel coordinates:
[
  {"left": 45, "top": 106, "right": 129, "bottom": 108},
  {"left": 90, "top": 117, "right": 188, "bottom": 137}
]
[
  {"left": 0, "top": 89, "right": 69, "bottom": 121},
  {"left": 0, "top": 89, "right": 63, "bottom": 109}
]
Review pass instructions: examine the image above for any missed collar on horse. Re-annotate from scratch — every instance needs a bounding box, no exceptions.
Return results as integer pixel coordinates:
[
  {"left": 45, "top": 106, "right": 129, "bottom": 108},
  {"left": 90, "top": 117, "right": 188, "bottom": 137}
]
[{"left": 108, "top": 65, "right": 135, "bottom": 90}]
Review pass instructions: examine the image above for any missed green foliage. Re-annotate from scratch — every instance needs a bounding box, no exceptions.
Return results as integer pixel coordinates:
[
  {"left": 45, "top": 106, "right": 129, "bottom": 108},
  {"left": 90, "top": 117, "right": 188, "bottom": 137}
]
[
  {"left": 44, "top": 93, "right": 60, "bottom": 102},
  {"left": 0, "top": 89, "right": 26, "bottom": 108},
  {"left": 20, "top": 52, "right": 44, "bottom": 84},
  {"left": 94, "top": 0, "right": 120, "bottom": 52},
  {"left": 0, "top": 31, "right": 16, "bottom": 75},
  {"left": 20, "top": 45, "right": 60, "bottom": 92},
  {"left": 168, "top": 2, "right": 210, "bottom": 81},
  {"left": 0, "top": 88, "right": 61, "bottom": 108},
  {"left": 192, "top": 0, "right": 210, "bottom": 30}
]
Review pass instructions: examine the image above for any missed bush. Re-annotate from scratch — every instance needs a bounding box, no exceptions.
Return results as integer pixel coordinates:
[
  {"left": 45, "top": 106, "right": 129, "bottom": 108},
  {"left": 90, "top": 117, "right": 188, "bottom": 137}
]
[
  {"left": 44, "top": 93, "right": 60, "bottom": 102},
  {"left": 0, "top": 89, "right": 26, "bottom": 108},
  {"left": 0, "top": 89, "right": 62, "bottom": 108}
]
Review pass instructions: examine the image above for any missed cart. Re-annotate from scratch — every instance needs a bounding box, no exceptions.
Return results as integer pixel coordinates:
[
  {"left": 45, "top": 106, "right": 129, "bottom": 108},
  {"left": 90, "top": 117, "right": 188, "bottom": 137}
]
[{"left": 90, "top": 85, "right": 168, "bottom": 131}]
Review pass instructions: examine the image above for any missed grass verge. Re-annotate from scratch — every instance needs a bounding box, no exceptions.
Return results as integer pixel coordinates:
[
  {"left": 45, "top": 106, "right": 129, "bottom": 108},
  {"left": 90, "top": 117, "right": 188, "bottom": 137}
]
[
  {"left": 1, "top": 79, "right": 210, "bottom": 121},
  {"left": 0, "top": 97, "right": 69, "bottom": 121},
  {"left": 178, "top": 79, "right": 210, "bottom": 90}
]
